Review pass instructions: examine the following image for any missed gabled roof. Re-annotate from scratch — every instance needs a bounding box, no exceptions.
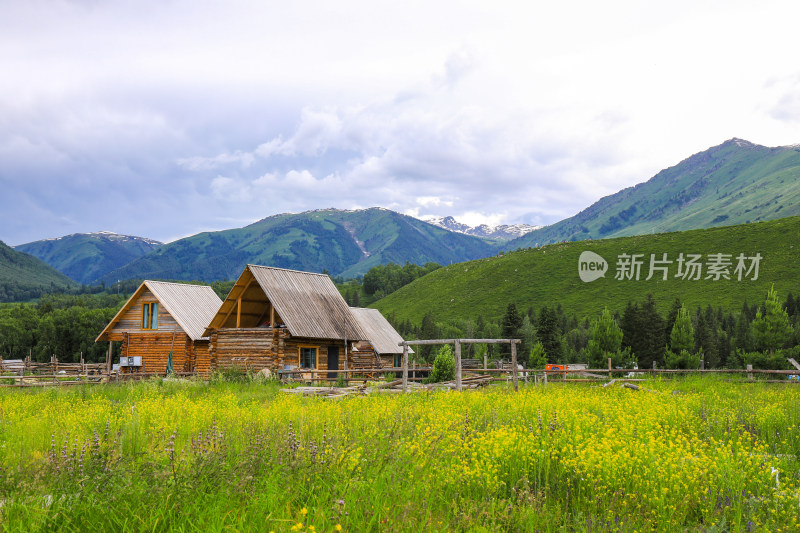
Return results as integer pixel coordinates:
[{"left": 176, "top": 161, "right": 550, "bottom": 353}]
[
  {"left": 350, "top": 307, "right": 412, "bottom": 355},
  {"left": 203, "top": 265, "right": 368, "bottom": 341},
  {"left": 96, "top": 281, "right": 223, "bottom": 342}
]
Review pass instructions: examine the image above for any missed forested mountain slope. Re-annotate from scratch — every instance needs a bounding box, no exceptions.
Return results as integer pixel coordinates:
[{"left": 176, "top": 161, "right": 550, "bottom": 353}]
[
  {"left": 98, "top": 208, "right": 496, "bottom": 284},
  {"left": 0, "top": 240, "right": 77, "bottom": 302},
  {"left": 509, "top": 139, "right": 800, "bottom": 248},
  {"left": 16, "top": 232, "right": 162, "bottom": 284}
]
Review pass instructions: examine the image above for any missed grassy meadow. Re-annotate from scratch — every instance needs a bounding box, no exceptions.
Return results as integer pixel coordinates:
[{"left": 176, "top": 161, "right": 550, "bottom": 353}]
[
  {"left": 374, "top": 215, "right": 800, "bottom": 323},
  {"left": 1, "top": 378, "right": 800, "bottom": 531}
]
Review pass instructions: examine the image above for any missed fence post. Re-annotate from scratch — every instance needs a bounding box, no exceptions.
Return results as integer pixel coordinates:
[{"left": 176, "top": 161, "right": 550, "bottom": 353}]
[
  {"left": 608, "top": 357, "right": 612, "bottom": 379},
  {"left": 483, "top": 354, "right": 487, "bottom": 371},
  {"left": 106, "top": 342, "right": 113, "bottom": 376},
  {"left": 511, "top": 341, "right": 518, "bottom": 392},
  {"left": 700, "top": 359, "right": 704, "bottom": 371},
  {"left": 455, "top": 340, "right": 462, "bottom": 392},
  {"left": 652, "top": 360, "right": 656, "bottom": 378},
  {"left": 402, "top": 343, "right": 409, "bottom": 393},
  {"left": 747, "top": 364, "right": 753, "bottom": 381}
]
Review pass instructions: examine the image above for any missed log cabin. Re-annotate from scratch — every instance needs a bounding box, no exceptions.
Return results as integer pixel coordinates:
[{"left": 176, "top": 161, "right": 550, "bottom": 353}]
[
  {"left": 349, "top": 307, "right": 412, "bottom": 369},
  {"left": 204, "top": 264, "right": 411, "bottom": 378},
  {"left": 95, "top": 281, "right": 223, "bottom": 374}
]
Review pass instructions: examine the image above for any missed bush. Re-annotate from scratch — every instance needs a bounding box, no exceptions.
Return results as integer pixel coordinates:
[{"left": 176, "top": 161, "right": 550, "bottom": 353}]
[
  {"left": 665, "top": 349, "right": 702, "bottom": 369},
  {"left": 529, "top": 342, "right": 547, "bottom": 369},
  {"left": 209, "top": 366, "right": 251, "bottom": 383},
  {"left": 427, "top": 345, "right": 455, "bottom": 383},
  {"left": 736, "top": 350, "right": 792, "bottom": 370}
]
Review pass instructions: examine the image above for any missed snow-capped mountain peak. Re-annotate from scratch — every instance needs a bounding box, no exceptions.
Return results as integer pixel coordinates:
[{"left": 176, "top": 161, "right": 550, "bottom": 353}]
[{"left": 421, "top": 216, "right": 540, "bottom": 240}]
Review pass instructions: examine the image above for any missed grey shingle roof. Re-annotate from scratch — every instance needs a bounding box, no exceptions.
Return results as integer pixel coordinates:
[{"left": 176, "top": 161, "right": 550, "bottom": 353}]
[
  {"left": 204, "top": 265, "right": 367, "bottom": 341},
  {"left": 350, "top": 307, "right": 411, "bottom": 355}
]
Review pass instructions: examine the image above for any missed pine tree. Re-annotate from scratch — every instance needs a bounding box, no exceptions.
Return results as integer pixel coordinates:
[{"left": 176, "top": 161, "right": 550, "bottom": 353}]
[
  {"left": 669, "top": 306, "right": 694, "bottom": 353},
  {"left": 501, "top": 303, "right": 523, "bottom": 339},
  {"left": 475, "top": 314, "right": 486, "bottom": 338},
  {"left": 693, "top": 308, "right": 709, "bottom": 357},
  {"left": 419, "top": 311, "right": 438, "bottom": 362},
  {"left": 518, "top": 315, "right": 538, "bottom": 364},
  {"left": 752, "top": 285, "right": 793, "bottom": 355},
  {"left": 621, "top": 301, "right": 642, "bottom": 359},
  {"left": 664, "top": 298, "right": 682, "bottom": 343},
  {"left": 529, "top": 341, "right": 548, "bottom": 369},
  {"left": 785, "top": 293, "right": 797, "bottom": 317},
  {"left": 641, "top": 294, "right": 666, "bottom": 366},
  {"left": 733, "top": 311, "right": 753, "bottom": 355},
  {"left": 537, "top": 306, "right": 563, "bottom": 363},
  {"left": 586, "top": 307, "right": 625, "bottom": 368},
  {"left": 501, "top": 303, "right": 523, "bottom": 358}
]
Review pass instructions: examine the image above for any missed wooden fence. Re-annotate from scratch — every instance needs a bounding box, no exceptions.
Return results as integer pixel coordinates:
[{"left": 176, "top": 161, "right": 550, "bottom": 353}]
[{"left": 2, "top": 354, "right": 799, "bottom": 389}]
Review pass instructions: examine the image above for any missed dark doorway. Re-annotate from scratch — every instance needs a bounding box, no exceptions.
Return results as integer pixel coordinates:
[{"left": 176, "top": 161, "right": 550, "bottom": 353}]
[{"left": 328, "top": 346, "right": 339, "bottom": 380}]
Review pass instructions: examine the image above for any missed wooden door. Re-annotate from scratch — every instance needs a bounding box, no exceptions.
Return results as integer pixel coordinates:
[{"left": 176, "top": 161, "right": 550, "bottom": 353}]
[{"left": 328, "top": 346, "right": 339, "bottom": 379}]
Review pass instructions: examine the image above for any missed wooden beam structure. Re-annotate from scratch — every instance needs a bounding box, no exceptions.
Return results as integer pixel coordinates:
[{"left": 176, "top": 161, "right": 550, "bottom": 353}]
[
  {"left": 236, "top": 297, "right": 241, "bottom": 328},
  {"left": 399, "top": 338, "right": 521, "bottom": 393},
  {"left": 399, "top": 339, "right": 521, "bottom": 346},
  {"left": 455, "top": 340, "right": 462, "bottom": 391},
  {"left": 510, "top": 340, "right": 518, "bottom": 391},
  {"left": 402, "top": 344, "right": 409, "bottom": 392}
]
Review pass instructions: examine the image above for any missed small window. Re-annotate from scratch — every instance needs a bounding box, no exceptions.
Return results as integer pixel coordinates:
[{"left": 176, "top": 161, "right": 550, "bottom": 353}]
[
  {"left": 299, "top": 347, "right": 317, "bottom": 369},
  {"left": 394, "top": 353, "right": 403, "bottom": 368},
  {"left": 142, "top": 302, "right": 158, "bottom": 330}
]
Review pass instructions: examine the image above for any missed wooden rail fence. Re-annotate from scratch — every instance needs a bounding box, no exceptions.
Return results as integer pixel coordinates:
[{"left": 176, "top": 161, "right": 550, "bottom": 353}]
[{"left": 2, "top": 354, "right": 798, "bottom": 388}]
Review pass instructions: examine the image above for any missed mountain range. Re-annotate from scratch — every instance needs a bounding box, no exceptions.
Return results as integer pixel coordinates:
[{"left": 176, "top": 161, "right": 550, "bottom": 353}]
[
  {"left": 6, "top": 138, "right": 800, "bottom": 299},
  {"left": 506, "top": 138, "right": 800, "bottom": 248},
  {"left": 93, "top": 208, "right": 495, "bottom": 284},
  {"left": 15, "top": 232, "right": 162, "bottom": 285}
]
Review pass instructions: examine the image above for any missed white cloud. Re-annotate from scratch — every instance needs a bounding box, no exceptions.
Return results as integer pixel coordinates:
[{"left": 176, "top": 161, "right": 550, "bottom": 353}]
[
  {"left": 178, "top": 151, "right": 255, "bottom": 171},
  {"left": 2, "top": 0, "right": 800, "bottom": 244},
  {"left": 416, "top": 196, "right": 454, "bottom": 208}
]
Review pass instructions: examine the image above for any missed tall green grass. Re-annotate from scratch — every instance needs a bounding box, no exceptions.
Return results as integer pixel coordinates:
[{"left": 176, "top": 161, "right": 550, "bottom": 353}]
[{"left": 1, "top": 378, "right": 799, "bottom": 531}]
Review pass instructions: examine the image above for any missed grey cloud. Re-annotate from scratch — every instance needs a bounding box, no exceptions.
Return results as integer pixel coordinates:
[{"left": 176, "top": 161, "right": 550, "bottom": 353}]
[{"left": 768, "top": 75, "right": 800, "bottom": 123}]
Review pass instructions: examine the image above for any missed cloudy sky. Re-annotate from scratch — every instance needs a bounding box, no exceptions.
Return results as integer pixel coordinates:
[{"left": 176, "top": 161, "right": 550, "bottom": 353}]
[{"left": 2, "top": 0, "right": 799, "bottom": 245}]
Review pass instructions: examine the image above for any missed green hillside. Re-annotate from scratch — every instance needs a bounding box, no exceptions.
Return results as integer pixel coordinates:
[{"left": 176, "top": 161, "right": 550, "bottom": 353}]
[
  {"left": 98, "top": 208, "right": 496, "bottom": 284},
  {"left": 509, "top": 139, "right": 800, "bottom": 248},
  {"left": 0, "top": 240, "right": 77, "bottom": 302},
  {"left": 373, "top": 216, "right": 800, "bottom": 323},
  {"left": 15, "top": 232, "right": 162, "bottom": 284}
]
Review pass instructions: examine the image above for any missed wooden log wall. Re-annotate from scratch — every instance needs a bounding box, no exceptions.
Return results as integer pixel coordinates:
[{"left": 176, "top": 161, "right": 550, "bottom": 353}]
[
  {"left": 121, "top": 331, "right": 188, "bottom": 375},
  {"left": 208, "top": 328, "right": 345, "bottom": 373},
  {"left": 350, "top": 348, "right": 379, "bottom": 369},
  {"left": 210, "top": 328, "right": 285, "bottom": 372},
  {"left": 192, "top": 340, "right": 211, "bottom": 375}
]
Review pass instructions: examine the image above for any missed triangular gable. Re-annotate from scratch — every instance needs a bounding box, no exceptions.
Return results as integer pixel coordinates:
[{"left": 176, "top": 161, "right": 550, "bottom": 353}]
[
  {"left": 203, "top": 265, "right": 367, "bottom": 341},
  {"left": 96, "top": 281, "right": 222, "bottom": 342}
]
